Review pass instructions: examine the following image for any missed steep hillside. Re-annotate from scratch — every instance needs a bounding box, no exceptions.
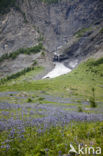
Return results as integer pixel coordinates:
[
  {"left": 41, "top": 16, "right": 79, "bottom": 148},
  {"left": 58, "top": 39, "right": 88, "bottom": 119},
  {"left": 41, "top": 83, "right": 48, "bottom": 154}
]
[
  {"left": 0, "top": 0, "right": 103, "bottom": 78},
  {"left": 0, "top": 0, "right": 103, "bottom": 55},
  {"left": 1, "top": 57, "right": 103, "bottom": 99}
]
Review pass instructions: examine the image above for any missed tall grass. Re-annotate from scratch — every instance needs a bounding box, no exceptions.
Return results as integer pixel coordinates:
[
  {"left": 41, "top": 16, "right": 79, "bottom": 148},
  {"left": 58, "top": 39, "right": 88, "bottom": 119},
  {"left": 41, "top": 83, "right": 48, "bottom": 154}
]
[{"left": 0, "top": 122, "right": 103, "bottom": 156}]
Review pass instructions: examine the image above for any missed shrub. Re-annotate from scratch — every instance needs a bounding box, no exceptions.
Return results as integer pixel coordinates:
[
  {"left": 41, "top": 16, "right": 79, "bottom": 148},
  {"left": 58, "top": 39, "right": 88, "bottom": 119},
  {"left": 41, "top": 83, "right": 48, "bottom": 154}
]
[
  {"left": 87, "top": 57, "right": 103, "bottom": 66},
  {"left": 78, "top": 106, "right": 83, "bottom": 112},
  {"left": 33, "top": 60, "right": 38, "bottom": 66},
  {"left": 27, "top": 98, "right": 32, "bottom": 103},
  {"left": 93, "top": 57, "right": 103, "bottom": 66},
  {"left": 41, "top": 52, "right": 45, "bottom": 57},
  {"left": 100, "top": 27, "right": 103, "bottom": 33},
  {"left": 89, "top": 97, "right": 97, "bottom": 108},
  {"left": 38, "top": 97, "right": 45, "bottom": 101},
  {"left": 89, "top": 87, "right": 97, "bottom": 108}
]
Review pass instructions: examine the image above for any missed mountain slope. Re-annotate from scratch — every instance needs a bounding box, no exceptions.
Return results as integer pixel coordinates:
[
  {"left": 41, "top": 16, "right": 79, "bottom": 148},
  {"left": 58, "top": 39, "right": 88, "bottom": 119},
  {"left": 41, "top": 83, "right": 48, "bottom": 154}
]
[
  {"left": 0, "top": 0, "right": 103, "bottom": 78},
  {"left": 0, "top": 57, "right": 103, "bottom": 100},
  {"left": 0, "top": 0, "right": 103, "bottom": 55}
]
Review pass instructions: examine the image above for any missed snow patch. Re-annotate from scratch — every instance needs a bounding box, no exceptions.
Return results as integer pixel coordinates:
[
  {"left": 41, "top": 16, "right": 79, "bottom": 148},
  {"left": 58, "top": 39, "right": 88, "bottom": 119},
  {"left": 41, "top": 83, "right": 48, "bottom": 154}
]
[{"left": 42, "top": 62, "right": 71, "bottom": 79}]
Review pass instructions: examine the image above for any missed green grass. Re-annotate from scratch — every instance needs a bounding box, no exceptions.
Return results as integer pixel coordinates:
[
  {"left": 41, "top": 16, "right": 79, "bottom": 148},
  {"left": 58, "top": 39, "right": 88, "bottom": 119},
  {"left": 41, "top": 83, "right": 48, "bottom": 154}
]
[
  {"left": 0, "top": 57, "right": 103, "bottom": 101},
  {"left": 0, "top": 122, "right": 103, "bottom": 156},
  {"left": 0, "top": 57, "right": 103, "bottom": 155},
  {"left": 75, "top": 27, "right": 92, "bottom": 38},
  {"left": 0, "top": 66, "right": 44, "bottom": 85}
]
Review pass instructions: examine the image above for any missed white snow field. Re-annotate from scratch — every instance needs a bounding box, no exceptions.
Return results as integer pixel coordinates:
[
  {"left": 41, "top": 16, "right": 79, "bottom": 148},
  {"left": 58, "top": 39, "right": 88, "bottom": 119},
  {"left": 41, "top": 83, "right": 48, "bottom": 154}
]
[{"left": 42, "top": 62, "right": 71, "bottom": 79}]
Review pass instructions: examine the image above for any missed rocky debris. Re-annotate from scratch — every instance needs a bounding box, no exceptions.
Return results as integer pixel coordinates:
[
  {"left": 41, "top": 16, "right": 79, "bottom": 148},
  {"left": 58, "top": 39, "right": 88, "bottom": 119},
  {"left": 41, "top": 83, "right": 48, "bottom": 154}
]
[
  {"left": 0, "top": 0, "right": 103, "bottom": 55},
  {"left": 0, "top": 9, "right": 39, "bottom": 56},
  {"left": 0, "top": 52, "right": 41, "bottom": 78},
  {"left": 0, "top": 0, "right": 103, "bottom": 77},
  {"left": 34, "top": 52, "right": 54, "bottom": 80},
  {"left": 62, "top": 24, "right": 103, "bottom": 66},
  {"left": 0, "top": 51, "right": 54, "bottom": 79},
  {"left": 20, "top": 0, "right": 103, "bottom": 52}
]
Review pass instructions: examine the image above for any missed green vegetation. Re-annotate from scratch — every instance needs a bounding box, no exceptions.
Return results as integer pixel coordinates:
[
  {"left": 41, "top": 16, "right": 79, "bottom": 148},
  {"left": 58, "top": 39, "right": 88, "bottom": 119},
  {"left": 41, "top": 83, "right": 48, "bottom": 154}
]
[
  {"left": 41, "top": 51, "right": 45, "bottom": 57},
  {"left": 0, "top": 57, "right": 103, "bottom": 155},
  {"left": 0, "top": 122, "right": 103, "bottom": 156},
  {"left": 100, "top": 27, "right": 103, "bottom": 33},
  {"left": 32, "top": 60, "right": 38, "bottom": 66},
  {"left": 89, "top": 88, "right": 97, "bottom": 108},
  {"left": 78, "top": 106, "right": 83, "bottom": 112},
  {"left": 38, "top": 97, "right": 45, "bottom": 101},
  {"left": 0, "top": 43, "right": 43, "bottom": 63},
  {"left": 38, "top": 34, "right": 44, "bottom": 42},
  {"left": 88, "top": 57, "right": 103, "bottom": 66},
  {"left": 89, "top": 97, "right": 97, "bottom": 108},
  {"left": 0, "top": 0, "right": 15, "bottom": 14},
  {"left": 0, "top": 66, "right": 43, "bottom": 85},
  {"left": 27, "top": 98, "right": 32, "bottom": 103},
  {"left": 41, "top": 0, "right": 61, "bottom": 4},
  {"left": 0, "top": 57, "right": 103, "bottom": 101},
  {"left": 75, "top": 27, "right": 92, "bottom": 38},
  {"left": 0, "top": 0, "right": 28, "bottom": 22}
]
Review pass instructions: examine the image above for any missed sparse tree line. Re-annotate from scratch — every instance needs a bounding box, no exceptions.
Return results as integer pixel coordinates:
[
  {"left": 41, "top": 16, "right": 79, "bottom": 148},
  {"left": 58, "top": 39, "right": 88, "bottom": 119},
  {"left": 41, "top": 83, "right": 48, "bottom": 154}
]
[
  {"left": 0, "top": 43, "right": 43, "bottom": 63},
  {"left": 0, "top": 66, "right": 40, "bottom": 85}
]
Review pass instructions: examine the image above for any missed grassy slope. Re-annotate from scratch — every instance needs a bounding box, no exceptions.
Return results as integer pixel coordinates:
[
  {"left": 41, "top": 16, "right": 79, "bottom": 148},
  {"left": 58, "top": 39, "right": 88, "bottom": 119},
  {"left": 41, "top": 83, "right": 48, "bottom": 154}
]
[
  {"left": 0, "top": 66, "right": 44, "bottom": 85},
  {"left": 0, "top": 57, "right": 103, "bottom": 101},
  {"left": 0, "top": 57, "right": 103, "bottom": 156}
]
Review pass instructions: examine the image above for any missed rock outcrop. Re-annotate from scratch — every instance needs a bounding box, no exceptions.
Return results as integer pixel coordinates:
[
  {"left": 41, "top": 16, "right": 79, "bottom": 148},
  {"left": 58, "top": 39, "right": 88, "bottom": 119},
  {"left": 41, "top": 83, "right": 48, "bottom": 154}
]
[
  {"left": 0, "top": 0, "right": 103, "bottom": 76},
  {"left": 0, "top": 0, "right": 103, "bottom": 55}
]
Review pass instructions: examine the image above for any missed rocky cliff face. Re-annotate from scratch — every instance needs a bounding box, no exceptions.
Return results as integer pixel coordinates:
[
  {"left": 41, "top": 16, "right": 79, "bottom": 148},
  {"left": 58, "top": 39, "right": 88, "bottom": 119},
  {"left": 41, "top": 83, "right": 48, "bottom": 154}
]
[
  {"left": 0, "top": 0, "right": 103, "bottom": 58},
  {"left": 0, "top": 9, "right": 39, "bottom": 56}
]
